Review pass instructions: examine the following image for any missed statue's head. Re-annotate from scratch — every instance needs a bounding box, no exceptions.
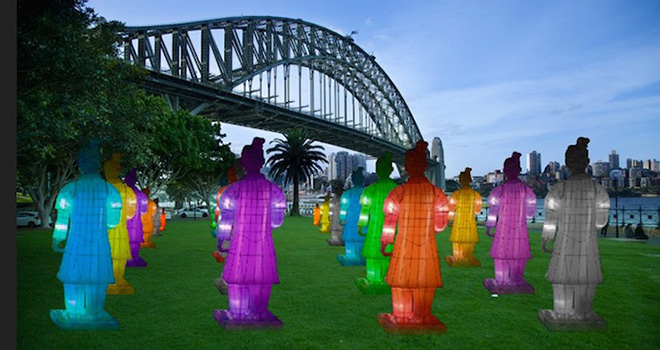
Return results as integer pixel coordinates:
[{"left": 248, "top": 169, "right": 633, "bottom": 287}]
[
  {"left": 459, "top": 167, "right": 472, "bottom": 188},
  {"left": 503, "top": 152, "right": 522, "bottom": 179},
  {"left": 227, "top": 165, "right": 238, "bottom": 183},
  {"left": 241, "top": 137, "right": 265, "bottom": 175},
  {"left": 324, "top": 192, "right": 331, "bottom": 202},
  {"left": 565, "top": 137, "right": 590, "bottom": 174},
  {"left": 103, "top": 153, "right": 122, "bottom": 180},
  {"left": 331, "top": 180, "right": 344, "bottom": 196},
  {"left": 77, "top": 139, "right": 101, "bottom": 175},
  {"left": 125, "top": 168, "right": 138, "bottom": 187},
  {"left": 351, "top": 167, "right": 365, "bottom": 186},
  {"left": 143, "top": 187, "right": 150, "bottom": 197},
  {"left": 404, "top": 141, "right": 428, "bottom": 177},
  {"left": 376, "top": 152, "right": 393, "bottom": 180}
]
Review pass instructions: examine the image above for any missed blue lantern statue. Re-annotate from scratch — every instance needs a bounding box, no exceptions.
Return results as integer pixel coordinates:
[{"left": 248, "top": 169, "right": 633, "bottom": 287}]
[{"left": 337, "top": 167, "right": 368, "bottom": 266}]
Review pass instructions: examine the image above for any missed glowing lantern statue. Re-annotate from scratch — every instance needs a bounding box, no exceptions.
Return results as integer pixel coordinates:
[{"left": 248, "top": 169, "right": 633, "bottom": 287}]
[
  {"left": 141, "top": 187, "right": 157, "bottom": 249},
  {"left": 313, "top": 203, "right": 321, "bottom": 226},
  {"left": 104, "top": 153, "right": 137, "bottom": 295},
  {"left": 50, "top": 139, "right": 122, "bottom": 330},
  {"left": 378, "top": 141, "right": 449, "bottom": 334},
  {"left": 159, "top": 208, "right": 166, "bottom": 232},
  {"left": 212, "top": 165, "right": 239, "bottom": 294},
  {"left": 356, "top": 152, "right": 397, "bottom": 294},
  {"left": 327, "top": 182, "right": 345, "bottom": 246},
  {"left": 538, "top": 137, "right": 609, "bottom": 331},
  {"left": 125, "top": 168, "right": 149, "bottom": 267},
  {"left": 319, "top": 193, "right": 331, "bottom": 234},
  {"left": 337, "top": 167, "right": 368, "bottom": 266},
  {"left": 445, "top": 167, "right": 482, "bottom": 267},
  {"left": 483, "top": 152, "right": 536, "bottom": 294},
  {"left": 213, "top": 137, "right": 287, "bottom": 329},
  {"left": 152, "top": 198, "right": 161, "bottom": 237}
]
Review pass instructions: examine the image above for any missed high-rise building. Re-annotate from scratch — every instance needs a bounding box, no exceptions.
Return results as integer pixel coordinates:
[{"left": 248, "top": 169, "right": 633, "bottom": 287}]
[
  {"left": 629, "top": 167, "right": 642, "bottom": 187},
  {"left": 350, "top": 153, "right": 367, "bottom": 173},
  {"left": 335, "top": 151, "right": 349, "bottom": 182},
  {"left": 609, "top": 150, "right": 620, "bottom": 170},
  {"left": 652, "top": 159, "right": 660, "bottom": 172},
  {"left": 643, "top": 159, "right": 652, "bottom": 170},
  {"left": 526, "top": 151, "right": 542, "bottom": 176},
  {"left": 626, "top": 158, "right": 632, "bottom": 169},
  {"left": 592, "top": 161, "right": 610, "bottom": 177},
  {"left": 327, "top": 153, "right": 337, "bottom": 180},
  {"left": 430, "top": 137, "right": 446, "bottom": 190}
]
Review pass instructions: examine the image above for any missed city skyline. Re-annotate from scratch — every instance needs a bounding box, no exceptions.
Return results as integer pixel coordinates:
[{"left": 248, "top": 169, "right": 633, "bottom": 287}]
[{"left": 87, "top": 0, "right": 660, "bottom": 178}]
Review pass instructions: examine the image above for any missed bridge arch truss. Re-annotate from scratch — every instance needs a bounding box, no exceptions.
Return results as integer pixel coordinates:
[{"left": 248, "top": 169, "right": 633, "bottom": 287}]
[{"left": 119, "top": 16, "right": 430, "bottom": 166}]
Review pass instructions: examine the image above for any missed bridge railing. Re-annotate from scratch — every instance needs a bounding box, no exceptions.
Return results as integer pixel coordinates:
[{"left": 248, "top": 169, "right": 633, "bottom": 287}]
[{"left": 475, "top": 205, "right": 660, "bottom": 229}]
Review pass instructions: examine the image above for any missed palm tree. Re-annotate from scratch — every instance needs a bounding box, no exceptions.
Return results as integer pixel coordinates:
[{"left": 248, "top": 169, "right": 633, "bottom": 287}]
[{"left": 266, "top": 128, "right": 328, "bottom": 216}]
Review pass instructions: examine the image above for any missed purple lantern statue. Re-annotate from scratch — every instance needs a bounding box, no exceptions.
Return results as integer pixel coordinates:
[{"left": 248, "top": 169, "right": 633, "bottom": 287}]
[
  {"left": 483, "top": 152, "right": 537, "bottom": 295},
  {"left": 125, "top": 168, "right": 148, "bottom": 267},
  {"left": 538, "top": 137, "right": 609, "bottom": 331},
  {"left": 213, "top": 137, "right": 287, "bottom": 330},
  {"left": 50, "top": 139, "right": 122, "bottom": 330}
]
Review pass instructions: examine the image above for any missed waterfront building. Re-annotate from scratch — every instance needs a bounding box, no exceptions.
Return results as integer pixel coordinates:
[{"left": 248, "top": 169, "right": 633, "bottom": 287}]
[
  {"left": 629, "top": 167, "right": 642, "bottom": 187},
  {"left": 592, "top": 161, "right": 610, "bottom": 178},
  {"left": 609, "top": 150, "right": 620, "bottom": 170},
  {"left": 486, "top": 170, "right": 503, "bottom": 184},
  {"left": 527, "top": 151, "right": 542, "bottom": 177},
  {"left": 335, "top": 151, "right": 349, "bottom": 182}
]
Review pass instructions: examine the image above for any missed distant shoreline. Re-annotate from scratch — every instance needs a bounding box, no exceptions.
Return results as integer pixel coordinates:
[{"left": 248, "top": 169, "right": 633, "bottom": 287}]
[{"left": 641, "top": 194, "right": 660, "bottom": 197}]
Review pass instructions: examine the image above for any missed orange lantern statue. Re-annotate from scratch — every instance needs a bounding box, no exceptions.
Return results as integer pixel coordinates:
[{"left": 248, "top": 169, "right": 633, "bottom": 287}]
[
  {"left": 141, "top": 187, "right": 157, "bottom": 249},
  {"left": 378, "top": 141, "right": 449, "bottom": 334}
]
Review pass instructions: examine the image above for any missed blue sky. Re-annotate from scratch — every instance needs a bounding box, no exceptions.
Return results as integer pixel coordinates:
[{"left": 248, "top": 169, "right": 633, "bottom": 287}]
[{"left": 86, "top": 0, "right": 660, "bottom": 178}]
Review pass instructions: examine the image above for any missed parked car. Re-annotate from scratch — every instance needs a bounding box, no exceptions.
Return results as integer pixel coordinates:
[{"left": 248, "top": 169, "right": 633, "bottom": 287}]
[
  {"left": 17, "top": 211, "right": 53, "bottom": 228},
  {"left": 176, "top": 208, "right": 209, "bottom": 218}
]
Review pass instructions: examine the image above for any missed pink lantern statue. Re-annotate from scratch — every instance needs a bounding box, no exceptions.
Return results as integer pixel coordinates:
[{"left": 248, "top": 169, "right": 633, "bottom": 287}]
[
  {"left": 50, "top": 139, "right": 122, "bottom": 330},
  {"left": 213, "top": 137, "right": 287, "bottom": 330},
  {"left": 378, "top": 141, "right": 450, "bottom": 334},
  {"left": 125, "top": 168, "right": 148, "bottom": 267},
  {"left": 538, "top": 137, "right": 609, "bottom": 331},
  {"left": 483, "top": 152, "right": 537, "bottom": 295}
]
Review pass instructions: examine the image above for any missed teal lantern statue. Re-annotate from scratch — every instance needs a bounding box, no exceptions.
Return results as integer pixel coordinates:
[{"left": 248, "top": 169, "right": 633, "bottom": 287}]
[
  {"left": 337, "top": 167, "right": 368, "bottom": 266},
  {"left": 50, "top": 139, "right": 123, "bottom": 330}
]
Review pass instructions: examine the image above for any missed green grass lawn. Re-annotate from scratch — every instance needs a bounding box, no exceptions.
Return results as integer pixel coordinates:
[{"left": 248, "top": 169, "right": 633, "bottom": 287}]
[{"left": 17, "top": 216, "right": 660, "bottom": 349}]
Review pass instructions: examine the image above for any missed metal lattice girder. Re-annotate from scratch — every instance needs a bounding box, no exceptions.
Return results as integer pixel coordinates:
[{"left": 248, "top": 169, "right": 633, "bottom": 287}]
[{"left": 119, "top": 16, "right": 434, "bottom": 167}]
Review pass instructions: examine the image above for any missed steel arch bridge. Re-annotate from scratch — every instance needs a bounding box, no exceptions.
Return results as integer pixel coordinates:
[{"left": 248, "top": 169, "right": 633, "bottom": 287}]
[{"left": 118, "top": 16, "right": 441, "bottom": 179}]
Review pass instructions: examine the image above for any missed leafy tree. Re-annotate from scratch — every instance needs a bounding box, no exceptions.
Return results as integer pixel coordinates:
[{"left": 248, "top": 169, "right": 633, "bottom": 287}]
[
  {"left": 17, "top": 0, "right": 162, "bottom": 227},
  {"left": 175, "top": 122, "right": 235, "bottom": 210},
  {"left": 135, "top": 110, "right": 231, "bottom": 198},
  {"left": 266, "top": 129, "right": 328, "bottom": 216}
]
